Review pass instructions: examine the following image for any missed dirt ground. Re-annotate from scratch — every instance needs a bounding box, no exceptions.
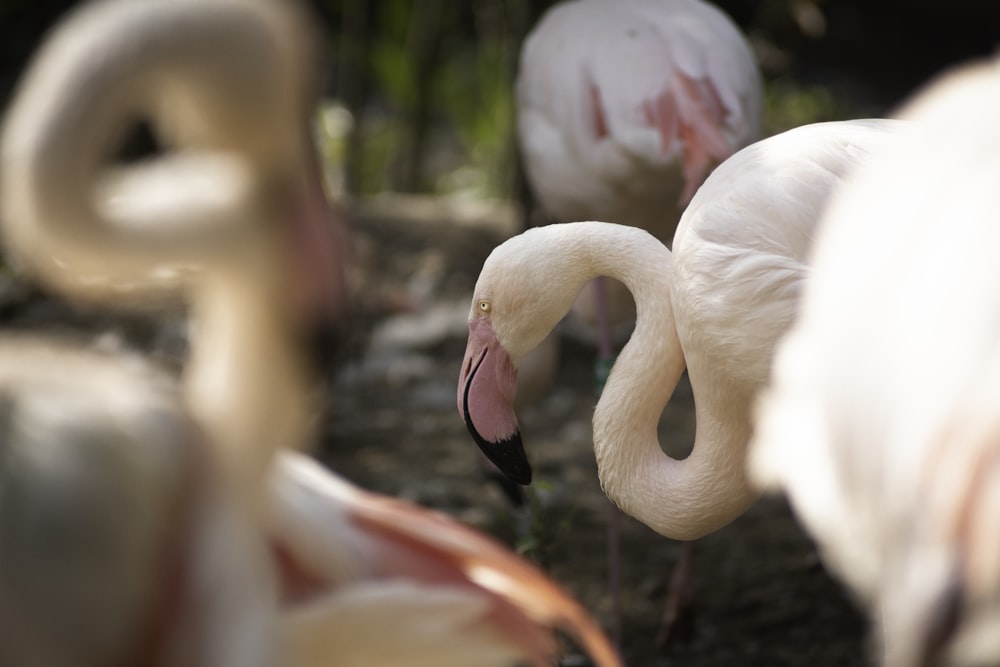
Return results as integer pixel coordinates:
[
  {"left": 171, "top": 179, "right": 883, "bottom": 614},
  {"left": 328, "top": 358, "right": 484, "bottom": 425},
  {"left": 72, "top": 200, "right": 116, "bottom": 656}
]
[{"left": 315, "top": 198, "right": 871, "bottom": 667}]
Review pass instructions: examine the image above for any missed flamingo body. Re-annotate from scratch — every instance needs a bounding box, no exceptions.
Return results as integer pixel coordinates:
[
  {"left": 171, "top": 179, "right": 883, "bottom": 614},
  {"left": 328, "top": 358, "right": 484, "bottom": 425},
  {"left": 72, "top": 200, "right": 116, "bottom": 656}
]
[
  {"left": 0, "top": 341, "right": 278, "bottom": 667},
  {"left": 752, "top": 59, "right": 1000, "bottom": 667},
  {"left": 517, "top": 0, "right": 762, "bottom": 238},
  {"left": 460, "top": 119, "right": 905, "bottom": 541}
]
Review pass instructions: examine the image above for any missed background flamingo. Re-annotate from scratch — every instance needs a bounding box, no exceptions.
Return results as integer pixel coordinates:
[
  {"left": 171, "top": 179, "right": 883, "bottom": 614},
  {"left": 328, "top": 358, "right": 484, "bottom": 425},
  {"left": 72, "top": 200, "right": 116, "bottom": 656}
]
[
  {"left": 460, "top": 119, "right": 904, "bottom": 642},
  {"left": 751, "top": 58, "right": 1000, "bottom": 667},
  {"left": 0, "top": 0, "right": 621, "bottom": 665},
  {"left": 517, "top": 0, "right": 762, "bottom": 239},
  {"left": 517, "top": 0, "right": 762, "bottom": 326}
]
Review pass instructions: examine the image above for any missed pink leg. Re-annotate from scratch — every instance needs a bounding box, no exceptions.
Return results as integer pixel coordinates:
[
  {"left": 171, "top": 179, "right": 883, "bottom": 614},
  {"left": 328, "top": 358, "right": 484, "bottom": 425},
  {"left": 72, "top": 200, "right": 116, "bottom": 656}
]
[
  {"left": 655, "top": 540, "right": 697, "bottom": 646},
  {"left": 593, "top": 277, "right": 615, "bottom": 365},
  {"left": 592, "top": 277, "right": 698, "bottom": 649},
  {"left": 607, "top": 501, "right": 623, "bottom": 649},
  {"left": 593, "top": 276, "right": 622, "bottom": 648}
]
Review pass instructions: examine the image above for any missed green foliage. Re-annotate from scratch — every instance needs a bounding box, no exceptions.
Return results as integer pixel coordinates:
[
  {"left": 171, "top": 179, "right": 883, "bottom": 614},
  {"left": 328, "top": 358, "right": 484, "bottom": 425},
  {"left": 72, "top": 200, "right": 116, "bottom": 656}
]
[
  {"left": 370, "top": 0, "right": 419, "bottom": 111},
  {"left": 434, "top": 41, "right": 515, "bottom": 198},
  {"left": 358, "top": 1, "right": 517, "bottom": 198},
  {"left": 358, "top": 113, "right": 406, "bottom": 195},
  {"left": 511, "top": 477, "right": 584, "bottom": 572},
  {"left": 764, "top": 77, "right": 841, "bottom": 135}
]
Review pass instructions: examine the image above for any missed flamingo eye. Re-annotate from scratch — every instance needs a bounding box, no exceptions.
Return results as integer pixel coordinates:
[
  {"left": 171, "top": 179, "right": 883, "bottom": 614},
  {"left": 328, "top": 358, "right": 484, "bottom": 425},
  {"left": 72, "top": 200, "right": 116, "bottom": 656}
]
[{"left": 478, "top": 300, "right": 492, "bottom": 314}]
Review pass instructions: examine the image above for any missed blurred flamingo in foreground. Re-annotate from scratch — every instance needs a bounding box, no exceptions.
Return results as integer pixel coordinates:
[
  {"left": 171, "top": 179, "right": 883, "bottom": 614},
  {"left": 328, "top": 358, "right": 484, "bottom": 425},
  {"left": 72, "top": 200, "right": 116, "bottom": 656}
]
[
  {"left": 460, "top": 119, "right": 904, "bottom": 640},
  {"left": 0, "top": 0, "right": 621, "bottom": 665},
  {"left": 0, "top": 342, "right": 277, "bottom": 667},
  {"left": 752, "top": 59, "right": 1000, "bottom": 667}
]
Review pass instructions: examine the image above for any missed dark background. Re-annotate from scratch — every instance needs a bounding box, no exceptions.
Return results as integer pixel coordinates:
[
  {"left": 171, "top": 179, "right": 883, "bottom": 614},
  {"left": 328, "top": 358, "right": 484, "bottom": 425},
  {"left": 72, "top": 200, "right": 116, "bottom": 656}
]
[{"left": 2, "top": 0, "right": 998, "bottom": 199}]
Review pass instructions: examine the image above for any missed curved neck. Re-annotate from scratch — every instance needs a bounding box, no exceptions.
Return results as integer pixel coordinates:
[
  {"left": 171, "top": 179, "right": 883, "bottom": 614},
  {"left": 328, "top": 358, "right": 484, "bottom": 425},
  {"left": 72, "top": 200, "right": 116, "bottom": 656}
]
[
  {"left": 558, "top": 223, "right": 757, "bottom": 540},
  {"left": 0, "top": 0, "right": 318, "bottom": 497},
  {"left": 186, "top": 264, "right": 313, "bottom": 496},
  {"left": 1, "top": 0, "right": 305, "bottom": 301}
]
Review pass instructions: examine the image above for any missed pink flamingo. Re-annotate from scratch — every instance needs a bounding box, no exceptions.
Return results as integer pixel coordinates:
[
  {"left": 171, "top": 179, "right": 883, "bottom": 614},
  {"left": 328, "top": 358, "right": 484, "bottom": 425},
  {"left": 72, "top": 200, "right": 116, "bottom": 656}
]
[{"left": 460, "top": 119, "right": 905, "bottom": 643}]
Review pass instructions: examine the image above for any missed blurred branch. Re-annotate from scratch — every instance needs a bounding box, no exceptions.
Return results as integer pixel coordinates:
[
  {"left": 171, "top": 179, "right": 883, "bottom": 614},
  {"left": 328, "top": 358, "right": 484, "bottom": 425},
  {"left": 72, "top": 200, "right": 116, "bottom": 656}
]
[
  {"left": 397, "top": 0, "right": 445, "bottom": 192},
  {"left": 484, "top": 0, "right": 545, "bottom": 228},
  {"left": 338, "top": 0, "right": 370, "bottom": 198}
]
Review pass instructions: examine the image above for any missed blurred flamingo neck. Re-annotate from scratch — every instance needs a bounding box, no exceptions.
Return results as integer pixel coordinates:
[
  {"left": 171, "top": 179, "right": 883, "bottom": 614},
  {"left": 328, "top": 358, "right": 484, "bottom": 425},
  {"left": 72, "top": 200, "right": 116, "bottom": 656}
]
[
  {"left": 1, "top": 0, "right": 318, "bottom": 500},
  {"left": 570, "top": 225, "right": 755, "bottom": 541},
  {"left": 185, "top": 263, "right": 313, "bottom": 502}
]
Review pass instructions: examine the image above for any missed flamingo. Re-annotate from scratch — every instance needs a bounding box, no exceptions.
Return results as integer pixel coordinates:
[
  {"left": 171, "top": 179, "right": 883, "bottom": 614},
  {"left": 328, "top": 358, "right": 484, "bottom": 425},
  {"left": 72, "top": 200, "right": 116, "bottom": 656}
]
[
  {"left": 515, "top": 0, "right": 763, "bottom": 639},
  {"left": 0, "top": 0, "right": 622, "bottom": 665},
  {"left": 459, "top": 119, "right": 905, "bottom": 636},
  {"left": 0, "top": 341, "right": 280, "bottom": 667},
  {"left": 0, "top": 342, "right": 621, "bottom": 667},
  {"left": 751, "top": 58, "right": 1000, "bottom": 667},
  {"left": 517, "top": 0, "right": 762, "bottom": 325},
  {"left": 517, "top": 0, "right": 762, "bottom": 239}
]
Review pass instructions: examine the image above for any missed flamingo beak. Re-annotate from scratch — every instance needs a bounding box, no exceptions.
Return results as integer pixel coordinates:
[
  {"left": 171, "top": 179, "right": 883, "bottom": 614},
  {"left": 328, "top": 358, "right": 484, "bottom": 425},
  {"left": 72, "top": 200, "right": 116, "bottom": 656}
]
[{"left": 457, "top": 317, "right": 532, "bottom": 485}]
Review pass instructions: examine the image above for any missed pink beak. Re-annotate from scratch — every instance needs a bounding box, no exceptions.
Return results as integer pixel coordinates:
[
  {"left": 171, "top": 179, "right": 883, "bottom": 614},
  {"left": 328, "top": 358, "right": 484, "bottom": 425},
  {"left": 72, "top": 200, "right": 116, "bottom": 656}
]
[{"left": 457, "top": 316, "right": 532, "bottom": 484}]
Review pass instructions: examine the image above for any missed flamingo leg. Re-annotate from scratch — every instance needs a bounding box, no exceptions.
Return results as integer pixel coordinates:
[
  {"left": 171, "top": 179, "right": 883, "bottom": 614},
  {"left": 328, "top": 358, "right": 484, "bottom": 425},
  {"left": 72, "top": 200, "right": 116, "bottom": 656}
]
[
  {"left": 607, "top": 501, "right": 623, "bottom": 649},
  {"left": 592, "top": 275, "right": 622, "bottom": 648},
  {"left": 655, "top": 540, "right": 697, "bottom": 647},
  {"left": 592, "top": 275, "right": 697, "bottom": 650}
]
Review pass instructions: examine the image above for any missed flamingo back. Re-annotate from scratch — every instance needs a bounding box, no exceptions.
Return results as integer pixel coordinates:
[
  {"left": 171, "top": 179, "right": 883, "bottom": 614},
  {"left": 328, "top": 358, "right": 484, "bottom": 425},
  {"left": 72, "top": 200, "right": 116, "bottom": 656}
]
[
  {"left": 671, "top": 119, "right": 906, "bottom": 393},
  {"left": 517, "top": 0, "right": 761, "bottom": 240}
]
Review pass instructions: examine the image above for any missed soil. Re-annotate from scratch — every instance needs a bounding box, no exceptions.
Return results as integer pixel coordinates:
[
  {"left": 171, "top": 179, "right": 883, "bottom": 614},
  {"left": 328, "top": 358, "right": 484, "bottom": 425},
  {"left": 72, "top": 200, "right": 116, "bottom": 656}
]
[{"left": 316, "top": 198, "right": 872, "bottom": 667}]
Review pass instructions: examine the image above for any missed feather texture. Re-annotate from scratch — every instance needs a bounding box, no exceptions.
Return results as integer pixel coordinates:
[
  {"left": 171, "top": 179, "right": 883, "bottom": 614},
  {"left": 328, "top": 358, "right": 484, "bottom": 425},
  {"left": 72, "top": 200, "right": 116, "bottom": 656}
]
[
  {"left": 461, "top": 120, "right": 906, "bottom": 541},
  {"left": 752, "top": 58, "right": 1000, "bottom": 667}
]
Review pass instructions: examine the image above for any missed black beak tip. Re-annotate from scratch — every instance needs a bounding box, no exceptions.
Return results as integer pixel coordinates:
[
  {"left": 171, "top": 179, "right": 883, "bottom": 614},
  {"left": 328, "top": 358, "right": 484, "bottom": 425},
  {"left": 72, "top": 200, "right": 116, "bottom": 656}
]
[{"left": 468, "top": 427, "right": 532, "bottom": 485}]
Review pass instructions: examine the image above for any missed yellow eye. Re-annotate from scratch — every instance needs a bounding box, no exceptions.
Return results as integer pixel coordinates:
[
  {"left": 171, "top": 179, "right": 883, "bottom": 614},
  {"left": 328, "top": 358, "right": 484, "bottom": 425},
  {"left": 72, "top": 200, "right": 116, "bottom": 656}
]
[{"left": 478, "top": 300, "right": 492, "bottom": 314}]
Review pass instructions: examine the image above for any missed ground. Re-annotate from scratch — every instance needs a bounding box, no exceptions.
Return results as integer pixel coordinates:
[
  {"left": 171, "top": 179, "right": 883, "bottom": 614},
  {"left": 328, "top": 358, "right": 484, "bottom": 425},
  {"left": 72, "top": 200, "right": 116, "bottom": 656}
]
[{"left": 316, "top": 196, "right": 871, "bottom": 667}]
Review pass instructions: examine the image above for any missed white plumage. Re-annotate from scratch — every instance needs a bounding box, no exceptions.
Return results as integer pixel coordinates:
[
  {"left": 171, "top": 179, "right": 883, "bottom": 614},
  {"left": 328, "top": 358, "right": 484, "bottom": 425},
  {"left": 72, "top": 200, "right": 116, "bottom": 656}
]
[
  {"left": 0, "top": 341, "right": 278, "bottom": 667},
  {"left": 511, "top": 3, "right": 764, "bottom": 637},
  {"left": 517, "top": 0, "right": 764, "bottom": 339},
  {"left": 461, "top": 119, "right": 904, "bottom": 541},
  {"left": 752, "top": 58, "right": 1000, "bottom": 667},
  {"left": 517, "top": 0, "right": 762, "bottom": 240}
]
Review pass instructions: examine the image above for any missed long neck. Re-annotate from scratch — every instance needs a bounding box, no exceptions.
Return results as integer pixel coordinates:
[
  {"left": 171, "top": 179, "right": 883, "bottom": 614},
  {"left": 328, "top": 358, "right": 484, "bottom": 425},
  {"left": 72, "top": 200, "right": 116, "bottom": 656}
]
[
  {"left": 185, "top": 256, "right": 314, "bottom": 503},
  {"left": 563, "top": 223, "right": 757, "bottom": 541},
  {"left": 1, "top": 0, "right": 320, "bottom": 508}
]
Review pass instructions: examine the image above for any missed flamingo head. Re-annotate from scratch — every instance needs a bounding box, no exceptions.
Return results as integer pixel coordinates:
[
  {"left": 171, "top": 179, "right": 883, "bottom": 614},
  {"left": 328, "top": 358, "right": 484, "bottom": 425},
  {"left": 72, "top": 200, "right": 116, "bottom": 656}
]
[
  {"left": 457, "top": 225, "right": 590, "bottom": 485},
  {"left": 0, "top": 0, "right": 348, "bottom": 338},
  {"left": 458, "top": 310, "right": 528, "bottom": 484}
]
